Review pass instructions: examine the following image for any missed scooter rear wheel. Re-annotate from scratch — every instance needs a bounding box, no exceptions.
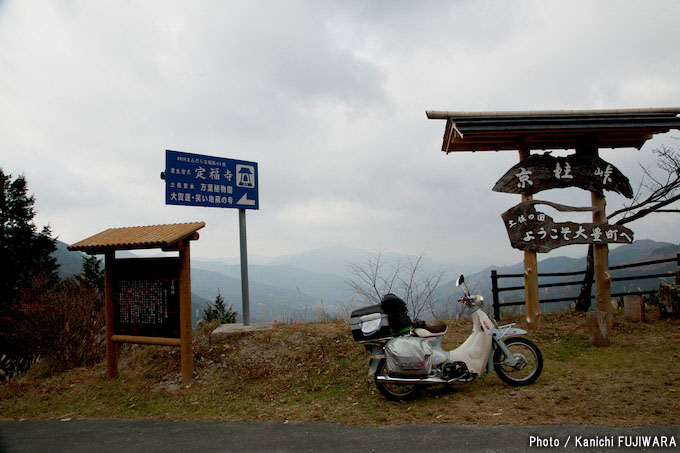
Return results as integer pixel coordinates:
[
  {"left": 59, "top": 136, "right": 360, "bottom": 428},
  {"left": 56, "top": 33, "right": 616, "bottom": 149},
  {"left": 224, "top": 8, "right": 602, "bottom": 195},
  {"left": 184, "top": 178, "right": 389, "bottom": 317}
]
[
  {"left": 493, "top": 337, "right": 543, "bottom": 386},
  {"left": 374, "top": 359, "right": 421, "bottom": 401}
]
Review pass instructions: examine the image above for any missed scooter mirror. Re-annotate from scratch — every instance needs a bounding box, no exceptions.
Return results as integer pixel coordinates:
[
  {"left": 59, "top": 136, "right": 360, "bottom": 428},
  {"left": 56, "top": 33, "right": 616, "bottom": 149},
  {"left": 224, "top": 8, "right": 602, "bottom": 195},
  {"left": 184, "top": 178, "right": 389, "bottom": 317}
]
[{"left": 455, "top": 275, "right": 464, "bottom": 287}]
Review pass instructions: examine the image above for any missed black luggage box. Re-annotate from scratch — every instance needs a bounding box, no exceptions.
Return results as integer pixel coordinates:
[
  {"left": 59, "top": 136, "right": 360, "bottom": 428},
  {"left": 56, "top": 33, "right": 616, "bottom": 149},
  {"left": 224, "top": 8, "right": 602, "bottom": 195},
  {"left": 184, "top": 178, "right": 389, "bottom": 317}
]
[
  {"left": 350, "top": 298, "right": 412, "bottom": 343},
  {"left": 350, "top": 304, "right": 391, "bottom": 342}
]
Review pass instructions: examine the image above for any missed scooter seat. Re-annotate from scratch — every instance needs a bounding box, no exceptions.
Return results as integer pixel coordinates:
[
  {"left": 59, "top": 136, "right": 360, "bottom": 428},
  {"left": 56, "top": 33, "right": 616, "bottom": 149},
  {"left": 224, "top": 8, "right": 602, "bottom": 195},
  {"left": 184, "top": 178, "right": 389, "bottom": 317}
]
[{"left": 413, "top": 324, "right": 448, "bottom": 337}]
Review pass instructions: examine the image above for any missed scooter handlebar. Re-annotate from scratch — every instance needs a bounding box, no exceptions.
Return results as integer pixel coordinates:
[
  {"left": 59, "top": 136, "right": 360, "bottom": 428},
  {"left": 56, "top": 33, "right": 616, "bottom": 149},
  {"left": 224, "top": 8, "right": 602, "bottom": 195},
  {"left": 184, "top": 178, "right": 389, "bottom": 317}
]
[{"left": 458, "top": 295, "right": 484, "bottom": 305}]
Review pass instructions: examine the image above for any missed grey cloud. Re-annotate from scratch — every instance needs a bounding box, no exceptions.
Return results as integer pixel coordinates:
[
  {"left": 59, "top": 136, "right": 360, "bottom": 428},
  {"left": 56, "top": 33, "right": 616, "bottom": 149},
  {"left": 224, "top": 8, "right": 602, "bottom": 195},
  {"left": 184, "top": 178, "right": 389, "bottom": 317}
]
[{"left": 1, "top": 0, "right": 678, "bottom": 270}]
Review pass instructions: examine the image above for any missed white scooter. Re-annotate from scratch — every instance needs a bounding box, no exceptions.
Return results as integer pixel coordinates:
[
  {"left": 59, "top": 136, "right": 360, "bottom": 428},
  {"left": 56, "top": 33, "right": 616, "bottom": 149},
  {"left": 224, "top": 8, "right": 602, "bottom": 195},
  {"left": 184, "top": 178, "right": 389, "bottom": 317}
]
[{"left": 367, "top": 275, "right": 543, "bottom": 400}]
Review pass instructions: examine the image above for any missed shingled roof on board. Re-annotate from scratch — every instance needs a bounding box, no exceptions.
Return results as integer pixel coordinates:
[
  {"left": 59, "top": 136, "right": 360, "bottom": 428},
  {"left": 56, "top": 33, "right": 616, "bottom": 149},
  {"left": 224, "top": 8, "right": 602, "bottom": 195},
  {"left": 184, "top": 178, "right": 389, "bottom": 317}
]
[
  {"left": 425, "top": 108, "right": 680, "bottom": 153},
  {"left": 68, "top": 222, "right": 205, "bottom": 253}
]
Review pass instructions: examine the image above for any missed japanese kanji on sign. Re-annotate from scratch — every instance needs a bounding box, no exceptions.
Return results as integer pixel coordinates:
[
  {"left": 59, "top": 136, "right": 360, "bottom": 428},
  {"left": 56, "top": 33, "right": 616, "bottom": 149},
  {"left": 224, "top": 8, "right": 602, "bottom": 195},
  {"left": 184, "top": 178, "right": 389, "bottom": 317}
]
[
  {"left": 165, "top": 149, "right": 259, "bottom": 210},
  {"left": 492, "top": 154, "right": 633, "bottom": 198},
  {"left": 501, "top": 200, "right": 634, "bottom": 253}
]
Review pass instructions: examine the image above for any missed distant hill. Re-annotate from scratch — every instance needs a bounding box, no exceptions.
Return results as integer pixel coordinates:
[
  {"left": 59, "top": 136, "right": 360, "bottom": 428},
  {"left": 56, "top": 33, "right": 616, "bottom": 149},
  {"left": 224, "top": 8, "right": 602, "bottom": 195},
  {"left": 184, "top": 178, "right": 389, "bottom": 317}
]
[
  {"left": 190, "top": 266, "right": 323, "bottom": 322},
  {"left": 191, "top": 246, "right": 454, "bottom": 321},
  {"left": 51, "top": 240, "right": 331, "bottom": 323},
  {"left": 191, "top": 260, "right": 351, "bottom": 304},
  {"left": 52, "top": 240, "right": 678, "bottom": 323},
  {"left": 53, "top": 240, "right": 86, "bottom": 278}
]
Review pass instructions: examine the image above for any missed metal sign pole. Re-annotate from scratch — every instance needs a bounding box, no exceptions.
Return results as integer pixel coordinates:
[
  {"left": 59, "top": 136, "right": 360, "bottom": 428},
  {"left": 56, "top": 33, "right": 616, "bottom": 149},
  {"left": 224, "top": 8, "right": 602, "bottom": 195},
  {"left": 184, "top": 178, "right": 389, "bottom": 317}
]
[{"left": 239, "top": 208, "right": 250, "bottom": 326}]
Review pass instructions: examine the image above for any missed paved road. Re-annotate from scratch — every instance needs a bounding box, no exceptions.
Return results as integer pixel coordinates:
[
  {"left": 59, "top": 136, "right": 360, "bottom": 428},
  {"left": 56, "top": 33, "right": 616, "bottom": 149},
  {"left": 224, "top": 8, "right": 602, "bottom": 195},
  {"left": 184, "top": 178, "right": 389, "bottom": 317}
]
[{"left": 0, "top": 420, "right": 678, "bottom": 452}]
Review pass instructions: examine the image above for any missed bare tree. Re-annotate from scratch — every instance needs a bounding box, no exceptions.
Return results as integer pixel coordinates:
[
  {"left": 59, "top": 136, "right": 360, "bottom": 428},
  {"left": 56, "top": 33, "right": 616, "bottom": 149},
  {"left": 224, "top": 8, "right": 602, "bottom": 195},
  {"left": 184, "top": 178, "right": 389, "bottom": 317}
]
[
  {"left": 346, "top": 248, "right": 400, "bottom": 305},
  {"left": 346, "top": 249, "right": 449, "bottom": 320},
  {"left": 575, "top": 145, "right": 680, "bottom": 311}
]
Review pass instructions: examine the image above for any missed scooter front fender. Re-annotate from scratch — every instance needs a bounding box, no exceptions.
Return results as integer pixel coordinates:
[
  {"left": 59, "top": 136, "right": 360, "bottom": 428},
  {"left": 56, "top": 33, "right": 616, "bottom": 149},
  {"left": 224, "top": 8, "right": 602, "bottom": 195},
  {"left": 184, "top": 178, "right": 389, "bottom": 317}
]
[
  {"left": 500, "top": 327, "right": 527, "bottom": 338},
  {"left": 493, "top": 324, "right": 527, "bottom": 340}
]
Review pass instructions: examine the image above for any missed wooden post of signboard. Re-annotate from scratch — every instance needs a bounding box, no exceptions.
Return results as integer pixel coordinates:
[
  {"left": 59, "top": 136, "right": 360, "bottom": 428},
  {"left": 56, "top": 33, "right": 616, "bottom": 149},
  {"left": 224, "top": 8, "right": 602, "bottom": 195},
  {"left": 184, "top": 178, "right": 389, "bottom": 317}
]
[
  {"left": 577, "top": 142, "right": 613, "bottom": 330},
  {"left": 519, "top": 145, "right": 540, "bottom": 330},
  {"left": 592, "top": 192, "right": 613, "bottom": 328},
  {"left": 104, "top": 250, "right": 118, "bottom": 379},
  {"left": 178, "top": 238, "right": 193, "bottom": 384}
]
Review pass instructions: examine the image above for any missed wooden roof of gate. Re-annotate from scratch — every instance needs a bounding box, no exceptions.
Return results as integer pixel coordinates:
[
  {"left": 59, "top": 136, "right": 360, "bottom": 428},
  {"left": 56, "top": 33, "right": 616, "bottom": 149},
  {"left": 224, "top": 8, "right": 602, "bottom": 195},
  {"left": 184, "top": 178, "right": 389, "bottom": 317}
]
[
  {"left": 68, "top": 222, "right": 205, "bottom": 254},
  {"left": 425, "top": 108, "right": 680, "bottom": 153}
]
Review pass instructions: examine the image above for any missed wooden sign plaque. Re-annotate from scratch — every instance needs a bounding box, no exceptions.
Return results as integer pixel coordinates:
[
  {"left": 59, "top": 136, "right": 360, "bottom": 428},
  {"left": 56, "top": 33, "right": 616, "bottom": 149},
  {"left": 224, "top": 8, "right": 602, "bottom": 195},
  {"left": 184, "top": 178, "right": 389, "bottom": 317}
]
[
  {"left": 493, "top": 154, "right": 633, "bottom": 198},
  {"left": 501, "top": 200, "right": 634, "bottom": 253}
]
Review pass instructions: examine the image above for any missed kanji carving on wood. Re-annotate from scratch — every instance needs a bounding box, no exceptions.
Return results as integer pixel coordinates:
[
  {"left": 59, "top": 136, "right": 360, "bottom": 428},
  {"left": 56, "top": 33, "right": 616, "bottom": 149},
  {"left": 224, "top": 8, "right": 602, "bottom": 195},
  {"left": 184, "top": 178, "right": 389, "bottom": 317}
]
[
  {"left": 493, "top": 154, "right": 633, "bottom": 198},
  {"left": 501, "top": 200, "right": 634, "bottom": 253}
]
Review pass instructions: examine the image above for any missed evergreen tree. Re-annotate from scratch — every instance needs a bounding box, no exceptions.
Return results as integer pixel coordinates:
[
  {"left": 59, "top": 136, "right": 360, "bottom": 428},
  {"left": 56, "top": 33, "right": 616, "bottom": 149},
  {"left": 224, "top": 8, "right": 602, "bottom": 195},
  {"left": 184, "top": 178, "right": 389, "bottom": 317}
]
[
  {"left": 0, "top": 168, "right": 58, "bottom": 304},
  {"left": 203, "top": 291, "right": 237, "bottom": 324},
  {"left": 80, "top": 255, "right": 105, "bottom": 294},
  {"left": 0, "top": 169, "right": 59, "bottom": 377}
]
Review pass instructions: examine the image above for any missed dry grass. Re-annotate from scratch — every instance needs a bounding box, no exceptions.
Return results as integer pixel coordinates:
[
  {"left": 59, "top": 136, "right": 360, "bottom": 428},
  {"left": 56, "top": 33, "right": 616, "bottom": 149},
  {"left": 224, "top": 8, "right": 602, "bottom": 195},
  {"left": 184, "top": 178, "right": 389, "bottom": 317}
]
[{"left": 1, "top": 309, "right": 678, "bottom": 426}]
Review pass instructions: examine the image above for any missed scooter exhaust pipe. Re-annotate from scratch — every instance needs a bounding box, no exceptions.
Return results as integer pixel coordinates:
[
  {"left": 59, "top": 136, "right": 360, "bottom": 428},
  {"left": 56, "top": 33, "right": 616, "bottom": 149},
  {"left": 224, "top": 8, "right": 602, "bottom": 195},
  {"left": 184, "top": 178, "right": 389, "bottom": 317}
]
[{"left": 375, "top": 375, "right": 452, "bottom": 385}]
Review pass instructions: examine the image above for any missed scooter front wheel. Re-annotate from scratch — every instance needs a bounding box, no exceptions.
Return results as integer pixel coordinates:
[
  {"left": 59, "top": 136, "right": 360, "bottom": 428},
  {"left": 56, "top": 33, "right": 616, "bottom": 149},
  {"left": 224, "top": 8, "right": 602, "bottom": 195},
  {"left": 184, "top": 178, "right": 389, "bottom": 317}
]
[
  {"left": 374, "top": 359, "right": 421, "bottom": 401},
  {"left": 493, "top": 337, "right": 543, "bottom": 386}
]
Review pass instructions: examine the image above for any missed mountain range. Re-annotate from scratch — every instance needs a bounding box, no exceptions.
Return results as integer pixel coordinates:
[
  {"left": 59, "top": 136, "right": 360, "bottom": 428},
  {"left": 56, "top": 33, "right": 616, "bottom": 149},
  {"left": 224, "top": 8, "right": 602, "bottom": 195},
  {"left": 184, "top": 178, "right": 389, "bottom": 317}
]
[
  {"left": 54, "top": 239, "right": 679, "bottom": 323},
  {"left": 446, "top": 239, "right": 680, "bottom": 316}
]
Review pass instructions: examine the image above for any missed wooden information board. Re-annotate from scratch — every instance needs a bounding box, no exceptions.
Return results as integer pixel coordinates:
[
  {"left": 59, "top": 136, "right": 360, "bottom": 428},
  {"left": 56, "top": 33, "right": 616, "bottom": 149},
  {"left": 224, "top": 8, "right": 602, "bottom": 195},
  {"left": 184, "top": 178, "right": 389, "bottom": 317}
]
[{"left": 113, "top": 257, "right": 181, "bottom": 338}]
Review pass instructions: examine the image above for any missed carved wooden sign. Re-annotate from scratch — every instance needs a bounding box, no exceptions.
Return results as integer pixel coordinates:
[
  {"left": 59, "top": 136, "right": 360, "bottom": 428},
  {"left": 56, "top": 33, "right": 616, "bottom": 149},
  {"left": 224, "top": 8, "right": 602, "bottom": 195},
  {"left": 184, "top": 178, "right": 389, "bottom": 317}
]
[
  {"left": 493, "top": 154, "right": 633, "bottom": 198},
  {"left": 501, "top": 200, "right": 634, "bottom": 253}
]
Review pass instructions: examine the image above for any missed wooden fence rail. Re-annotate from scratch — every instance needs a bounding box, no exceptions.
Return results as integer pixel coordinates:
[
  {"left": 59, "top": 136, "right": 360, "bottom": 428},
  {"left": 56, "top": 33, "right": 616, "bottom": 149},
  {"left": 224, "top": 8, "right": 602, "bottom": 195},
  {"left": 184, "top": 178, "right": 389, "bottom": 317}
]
[{"left": 490, "top": 253, "right": 680, "bottom": 321}]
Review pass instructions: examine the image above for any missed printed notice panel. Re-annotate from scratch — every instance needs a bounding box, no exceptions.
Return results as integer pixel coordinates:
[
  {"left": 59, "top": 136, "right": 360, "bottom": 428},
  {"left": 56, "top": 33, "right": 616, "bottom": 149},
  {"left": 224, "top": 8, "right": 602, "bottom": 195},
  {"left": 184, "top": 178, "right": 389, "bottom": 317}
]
[
  {"left": 165, "top": 149, "right": 259, "bottom": 210},
  {"left": 113, "top": 257, "right": 181, "bottom": 338}
]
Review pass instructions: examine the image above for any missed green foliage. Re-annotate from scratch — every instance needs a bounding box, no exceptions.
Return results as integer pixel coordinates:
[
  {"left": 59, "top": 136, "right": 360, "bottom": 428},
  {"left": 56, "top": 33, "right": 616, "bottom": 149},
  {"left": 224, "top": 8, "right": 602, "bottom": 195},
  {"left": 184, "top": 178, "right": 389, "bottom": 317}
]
[
  {"left": 78, "top": 255, "right": 105, "bottom": 294},
  {"left": 0, "top": 169, "right": 60, "bottom": 377},
  {"left": 202, "top": 291, "right": 237, "bottom": 324},
  {"left": 0, "top": 169, "right": 59, "bottom": 304}
]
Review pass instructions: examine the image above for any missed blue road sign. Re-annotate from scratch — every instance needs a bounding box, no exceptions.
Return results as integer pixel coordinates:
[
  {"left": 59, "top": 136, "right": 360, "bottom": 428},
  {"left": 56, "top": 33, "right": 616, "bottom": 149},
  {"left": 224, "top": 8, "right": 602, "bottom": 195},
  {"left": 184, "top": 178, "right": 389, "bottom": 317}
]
[{"left": 165, "top": 150, "right": 259, "bottom": 210}]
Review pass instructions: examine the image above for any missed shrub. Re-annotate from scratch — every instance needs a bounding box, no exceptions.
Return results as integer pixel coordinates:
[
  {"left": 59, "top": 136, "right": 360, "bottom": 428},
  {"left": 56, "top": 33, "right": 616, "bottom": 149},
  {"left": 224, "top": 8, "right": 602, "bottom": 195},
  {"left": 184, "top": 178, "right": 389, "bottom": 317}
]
[
  {"left": 12, "top": 276, "right": 105, "bottom": 371},
  {"left": 202, "top": 291, "right": 237, "bottom": 324}
]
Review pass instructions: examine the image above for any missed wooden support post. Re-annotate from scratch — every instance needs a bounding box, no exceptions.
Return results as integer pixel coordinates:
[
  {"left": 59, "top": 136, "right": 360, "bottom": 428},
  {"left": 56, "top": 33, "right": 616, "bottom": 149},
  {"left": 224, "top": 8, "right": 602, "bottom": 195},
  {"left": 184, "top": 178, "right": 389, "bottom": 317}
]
[
  {"left": 104, "top": 250, "right": 118, "bottom": 379},
  {"left": 591, "top": 191, "right": 613, "bottom": 328},
  {"left": 586, "top": 311, "right": 610, "bottom": 346},
  {"left": 576, "top": 141, "right": 613, "bottom": 331},
  {"left": 623, "top": 295, "right": 645, "bottom": 322},
  {"left": 519, "top": 146, "right": 540, "bottom": 330},
  {"left": 178, "top": 239, "right": 193, "bottom": 384}
]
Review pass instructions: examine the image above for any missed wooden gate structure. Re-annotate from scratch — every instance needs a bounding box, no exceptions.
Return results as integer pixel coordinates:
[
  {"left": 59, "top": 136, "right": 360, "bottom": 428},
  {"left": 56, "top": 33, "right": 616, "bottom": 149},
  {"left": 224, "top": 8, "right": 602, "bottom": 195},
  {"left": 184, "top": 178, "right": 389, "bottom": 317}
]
[
  {"left": 69, "top": 222, "right": 205, "bottom": 383},
  {"left": 427, "top": 108, "right": 680, "bottom": 331}
]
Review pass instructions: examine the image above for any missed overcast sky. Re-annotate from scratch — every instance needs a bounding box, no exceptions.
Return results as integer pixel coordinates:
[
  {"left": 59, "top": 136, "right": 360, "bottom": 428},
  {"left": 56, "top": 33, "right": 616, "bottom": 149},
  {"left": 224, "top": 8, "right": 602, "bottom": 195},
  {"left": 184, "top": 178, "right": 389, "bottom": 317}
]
[{"left": 1, "top": 0, "right": 679, "bottom": 272}]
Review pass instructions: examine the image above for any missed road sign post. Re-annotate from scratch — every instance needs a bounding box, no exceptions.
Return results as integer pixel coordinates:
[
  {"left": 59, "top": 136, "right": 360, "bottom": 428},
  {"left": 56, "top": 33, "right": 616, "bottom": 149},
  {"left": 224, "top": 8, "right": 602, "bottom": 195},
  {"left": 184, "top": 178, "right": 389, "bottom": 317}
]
[
  {"left": 239, "top": 209, "right": 250, "bottom": 325},
  {"left": 164, "top": 150, "right": 259, "bottom": 326}
]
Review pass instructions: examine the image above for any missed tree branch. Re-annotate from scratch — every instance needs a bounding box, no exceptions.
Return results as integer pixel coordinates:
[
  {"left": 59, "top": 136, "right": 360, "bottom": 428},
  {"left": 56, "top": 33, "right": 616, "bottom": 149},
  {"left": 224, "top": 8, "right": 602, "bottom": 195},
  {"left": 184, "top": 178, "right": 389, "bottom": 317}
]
[{"left": 614, "top": 193, "right": 680, "bottom": 226}]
